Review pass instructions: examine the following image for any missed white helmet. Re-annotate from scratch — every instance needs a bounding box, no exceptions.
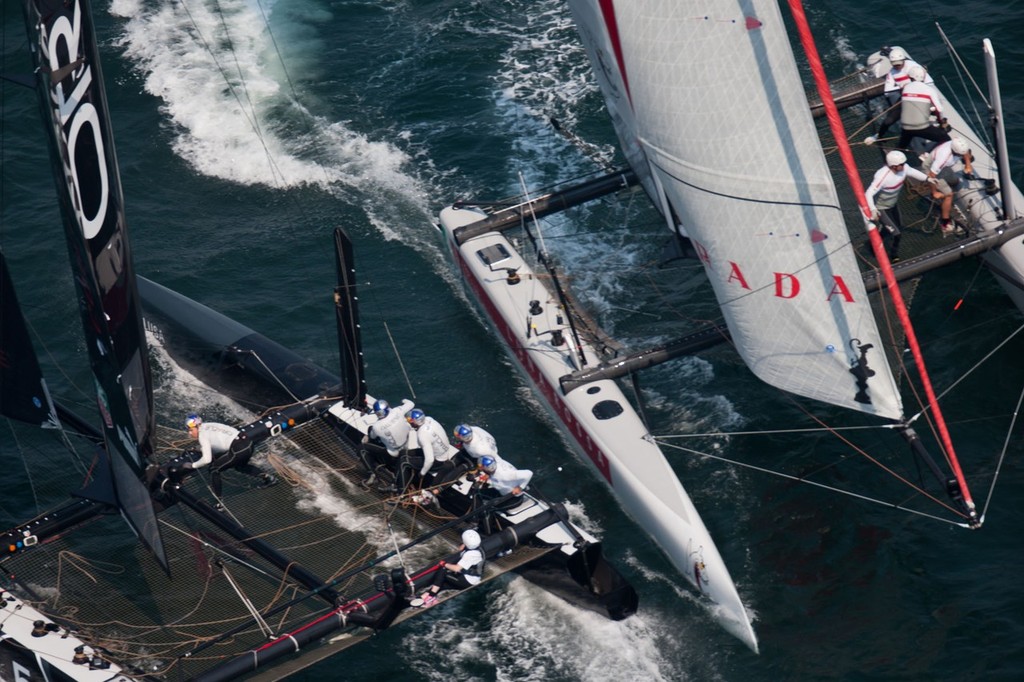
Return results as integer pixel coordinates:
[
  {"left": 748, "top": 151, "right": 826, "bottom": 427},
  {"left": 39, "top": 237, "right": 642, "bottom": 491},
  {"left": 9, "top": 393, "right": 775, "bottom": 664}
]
[
  {"left": 888, "top": 47, "right": 908, "bottom": 65},
  {"left": 951, "top": 137, "right": 969, "bottom": 155},
  {"left": 461, "top": 529, "right": 482, "bottom": 550},
  {"left": 907, "top": 65, "right": 926, "bottom": 82},
  {"left": 886, "top": 150, "right": 907, "bottom": 166}
]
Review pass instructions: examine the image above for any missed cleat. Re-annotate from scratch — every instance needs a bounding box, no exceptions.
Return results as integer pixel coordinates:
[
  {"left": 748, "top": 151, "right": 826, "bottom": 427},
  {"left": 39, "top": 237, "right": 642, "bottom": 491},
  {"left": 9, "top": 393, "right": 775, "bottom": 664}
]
[{"left": 360, "top": 473, "right": 377, "bottom": 489}]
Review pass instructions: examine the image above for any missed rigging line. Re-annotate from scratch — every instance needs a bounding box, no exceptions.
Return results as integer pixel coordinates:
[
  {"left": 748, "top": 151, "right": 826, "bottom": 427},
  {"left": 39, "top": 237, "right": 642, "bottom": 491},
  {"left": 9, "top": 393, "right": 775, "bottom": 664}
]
[
  {"left": 979, "top": 376, "right": 1024, "bottom": 521},
  {"left": 940, "top": 75, "right": 992, "bottom": 151},
  {"left": 656, "top": 424, "right": 896, "bottom": 439},
  {"left": 159, "top": 517, "right": 278, "bottom": 581},
  {"left": 252, "top": 0, "right": 299, "bottom": 100},
  {"left": 910, "top": 321, "right": 1024, "bottom": 420},
  {"left": 178, "top": 0, "right": 288, "bottom": 188},
  {"left": 657, "top": 439, "right": 968, "bottom": 527},
  {"left": 382, "top": 320, "right": 415, "bottom": 400},
  {"left": 5, "top": 420, "right": 41, "bottom": 513},
  {"left": 219, "top": 561, "right": 274, "bottom": 639},
  {"left": 518, "top": 171, "right": 549, "bottom": 259},
  {"left": 935, "top": 23, "right": 991, "bottom": 111},
  {"left": 661, "top": 375, "right": 964, "bottom": 519}
]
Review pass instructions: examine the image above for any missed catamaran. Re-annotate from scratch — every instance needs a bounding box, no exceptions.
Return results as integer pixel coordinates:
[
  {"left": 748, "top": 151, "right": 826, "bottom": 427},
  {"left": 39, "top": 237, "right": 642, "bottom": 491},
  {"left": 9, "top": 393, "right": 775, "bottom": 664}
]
[
  {"left": 436, "top": 0, "right": 1022, "bottom": 652},
  {"left": 0, "top": 1, "right": 637, "bottom": 679}
]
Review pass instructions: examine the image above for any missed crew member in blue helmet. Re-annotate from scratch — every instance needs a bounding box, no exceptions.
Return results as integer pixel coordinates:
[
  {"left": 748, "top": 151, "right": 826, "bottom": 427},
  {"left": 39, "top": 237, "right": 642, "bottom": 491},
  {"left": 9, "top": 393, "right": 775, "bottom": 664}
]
[
  {"left": 478, "top": 455, "right": 532, "bottom": 497},
  {"left": 360, "top": 397, "right": 414, "bottom": 490},
  {"left": 452, "top": 423, "right": 498, "bottom": 464},
  {"left": 399, "top": 409, "right": 460, "bottom": 493}
]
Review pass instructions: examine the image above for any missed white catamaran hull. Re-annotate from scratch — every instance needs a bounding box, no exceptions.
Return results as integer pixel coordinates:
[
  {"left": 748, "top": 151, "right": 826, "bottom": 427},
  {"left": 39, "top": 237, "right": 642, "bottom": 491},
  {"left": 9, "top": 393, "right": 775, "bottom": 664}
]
[{"left": 437, "top": 206, "right": 758, "bottom": 652}]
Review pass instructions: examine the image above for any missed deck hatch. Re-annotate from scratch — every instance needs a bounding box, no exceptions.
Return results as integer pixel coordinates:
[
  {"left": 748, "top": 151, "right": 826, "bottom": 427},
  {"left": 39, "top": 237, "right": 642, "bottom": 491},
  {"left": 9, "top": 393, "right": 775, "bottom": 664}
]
[{"left": 477, "top": 243, "right": 512, "bottom": 267}]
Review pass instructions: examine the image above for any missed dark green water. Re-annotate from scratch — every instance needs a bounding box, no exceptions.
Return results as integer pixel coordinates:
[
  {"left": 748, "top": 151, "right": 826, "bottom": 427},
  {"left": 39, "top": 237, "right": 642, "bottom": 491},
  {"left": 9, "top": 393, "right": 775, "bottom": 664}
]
[{"left": 2, "top": 1, "right": 1023, "bottom": 679}]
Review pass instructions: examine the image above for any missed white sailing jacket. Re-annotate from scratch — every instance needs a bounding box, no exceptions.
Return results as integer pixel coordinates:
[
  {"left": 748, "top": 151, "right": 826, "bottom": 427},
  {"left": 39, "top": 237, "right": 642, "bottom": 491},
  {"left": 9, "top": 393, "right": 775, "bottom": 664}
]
[
  {"left": 416, "top": 417, "right": 458, "bottom": 475},
  {"left": 883, "top": 57, "right": 932, "bottom": 93},
  {"left": 368, "top": 399, "right": 414, "bottom": 456},
  {"left": 461, "top": 425, "right": 498, "bottom": 461},
  {"left": 900, "top": 81, "right": 944, "bottom": 131},
  {"left": 194, "top": 422, "right": 239, "bottom": 468},
  {"left": 865, "top": 164, "right": 929, "bottom": 212},
  {"left": 486, "top": 457, "right": 533, "bottom": 496}
]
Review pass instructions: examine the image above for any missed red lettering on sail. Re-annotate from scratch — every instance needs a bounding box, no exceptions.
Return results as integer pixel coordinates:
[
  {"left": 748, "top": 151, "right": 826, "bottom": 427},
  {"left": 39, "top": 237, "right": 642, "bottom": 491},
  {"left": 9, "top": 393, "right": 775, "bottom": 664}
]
[
  {"left": 692, "top": 239, "right": 711, "bottom": 265},
  {"left": 774, "top": 272, "right": 800, "bottom": 298},
  {"left": 726, "top": 262, "right": 750, "bottom": 289},
  {"left": 827, "top": 276, "right": 855, "bottom": 302}
]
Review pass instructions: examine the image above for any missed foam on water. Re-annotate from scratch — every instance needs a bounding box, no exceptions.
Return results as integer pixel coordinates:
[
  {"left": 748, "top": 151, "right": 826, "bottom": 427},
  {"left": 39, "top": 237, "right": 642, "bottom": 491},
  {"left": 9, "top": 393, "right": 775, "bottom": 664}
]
[
  {"left": 401, "top": 576, "right": 704, "bottom": 681},
  {"left": 110, "top": 0, "right": 425, "bottom": 200}
]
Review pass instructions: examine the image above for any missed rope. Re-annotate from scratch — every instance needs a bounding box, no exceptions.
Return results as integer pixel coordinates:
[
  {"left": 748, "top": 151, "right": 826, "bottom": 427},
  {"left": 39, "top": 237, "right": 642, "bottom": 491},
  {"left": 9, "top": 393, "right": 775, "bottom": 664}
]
[
  {"left": 220, "top": 562, "right": 274, "bottom": 639},
  {"left": 655, "top": 437, "right": 968, "bottom": 527}
]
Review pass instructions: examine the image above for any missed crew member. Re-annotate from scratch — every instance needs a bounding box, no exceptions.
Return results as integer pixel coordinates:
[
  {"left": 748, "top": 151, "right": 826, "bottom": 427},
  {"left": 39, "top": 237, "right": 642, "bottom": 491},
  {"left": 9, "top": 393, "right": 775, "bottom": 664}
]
[
  {"left": 865, "top": 46, "right": 932, "bottom": 145},
  {"left": 922, "top": 136, "right": 974, "bottom": 234},
  {"left": 452, "top": 423, "right": 498, "bottom": 464},
  {"left": 183, "top": 414, "right": 257, "bottom": 496},
  {"left": 416, "top": 529, "right": 485, "bottom": 607},
  {"left": 402, "top": 409, "right": 461, "bottom": 491},
  {"left": 360, "top": 398, "right": 414, "bottom": 490},
  {"left": 864, "top": 149, "right": 931, "bottom": 261},
  {"left": 897, "top": 65, "right": 950, "bottom": 151},
  {"left": 478, "top": 455, "right": 533, "bottom": 498}
]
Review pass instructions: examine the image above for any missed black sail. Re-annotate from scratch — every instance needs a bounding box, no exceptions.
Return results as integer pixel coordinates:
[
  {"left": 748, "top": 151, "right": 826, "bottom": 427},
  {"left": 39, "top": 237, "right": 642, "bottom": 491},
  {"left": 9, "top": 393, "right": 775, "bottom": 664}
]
[
  {"left": 0, "top": 251, "right": 55, "bottom": 426},
  {"left": 23, "top": 0, "right": 166, "bottom": 571},
  {"left": 333, "top": 228, "right": 367, "bottom": 407}
]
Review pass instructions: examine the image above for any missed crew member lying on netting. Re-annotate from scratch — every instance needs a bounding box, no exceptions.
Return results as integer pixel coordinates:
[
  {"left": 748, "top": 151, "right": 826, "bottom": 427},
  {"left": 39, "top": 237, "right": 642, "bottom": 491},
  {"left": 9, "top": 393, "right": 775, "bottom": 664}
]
[
  {"left": 181, "top": 414, "right": 268, "bottom": 496},
  {"left": 359, "top": 398, "right": 414, "bottom": 492},
  {"left": 414, "top": 529, "right": 485, "bottom": 608}
]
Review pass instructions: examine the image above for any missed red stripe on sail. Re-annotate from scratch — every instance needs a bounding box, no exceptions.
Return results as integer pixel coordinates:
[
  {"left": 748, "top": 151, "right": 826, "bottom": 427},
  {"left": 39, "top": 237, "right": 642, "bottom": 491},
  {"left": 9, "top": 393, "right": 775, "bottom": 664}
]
[
  {"left": 598, "top": 0, "right": 631, "bottom": 105},
  {"left": 785, "top": 0, "right": 978, "bottom": 522}
]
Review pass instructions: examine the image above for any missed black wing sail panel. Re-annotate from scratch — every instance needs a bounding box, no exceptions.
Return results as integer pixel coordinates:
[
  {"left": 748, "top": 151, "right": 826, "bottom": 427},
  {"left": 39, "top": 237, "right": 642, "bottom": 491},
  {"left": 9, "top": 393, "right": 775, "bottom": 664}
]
[
  {"left": 0, "top": 251, "right": 56, "bottom": 426},
  {"left": 24, "top": 0, "right": 166, "bottom": 570},
  {"left": 333, "top": 228, "right": 366, "bottom": 406}
]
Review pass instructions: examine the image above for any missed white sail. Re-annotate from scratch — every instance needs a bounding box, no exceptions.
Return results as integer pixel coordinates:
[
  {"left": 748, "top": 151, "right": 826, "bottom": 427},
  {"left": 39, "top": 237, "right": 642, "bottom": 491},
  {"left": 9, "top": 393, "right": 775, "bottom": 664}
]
[{"left": 568, "top": 0, "right": 903, "bottom": 420}]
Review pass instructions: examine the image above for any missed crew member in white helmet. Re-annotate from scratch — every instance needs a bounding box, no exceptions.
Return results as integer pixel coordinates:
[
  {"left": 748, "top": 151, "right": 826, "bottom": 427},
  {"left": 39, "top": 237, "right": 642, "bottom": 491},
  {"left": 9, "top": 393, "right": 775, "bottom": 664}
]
[
  {"left": 359, "top": 398, "right": 414, "bottom": 490},
  {"left": 865, "top": 46, "right": 933, "bottom": 145},
  {"left": 897, "top": 65, "right": 950, "bottom": 151},
  {"left": 416, "top": 529, "right": 486, "bottom": 607},
  {"left": 864, "top": 150, "right": 931, "bottom": 261},
  {"left": 452, "top": 423, "right": 498, "bottom": 464},
  {"left": 921, "top": 137, "right": 975, "bottom": 234}
]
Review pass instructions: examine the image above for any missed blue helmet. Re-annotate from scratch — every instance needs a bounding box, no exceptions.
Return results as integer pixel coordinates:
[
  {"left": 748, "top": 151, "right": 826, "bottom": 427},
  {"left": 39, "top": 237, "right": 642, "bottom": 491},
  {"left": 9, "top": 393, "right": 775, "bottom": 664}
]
[
  {"left": 185, "top": 414, "right": 202, "bottom": 429},
  {"left": 480, "top": 456, "right": 497, "bottom": 473},
  {"left": 407, "top": 409, "right": 425, "bottom": 427},
  {"left": 454, "top": 424, "right": 473, "bottom": 442},
  {"left": 372, "top": 399, "right": 390, "bottom": 418}
]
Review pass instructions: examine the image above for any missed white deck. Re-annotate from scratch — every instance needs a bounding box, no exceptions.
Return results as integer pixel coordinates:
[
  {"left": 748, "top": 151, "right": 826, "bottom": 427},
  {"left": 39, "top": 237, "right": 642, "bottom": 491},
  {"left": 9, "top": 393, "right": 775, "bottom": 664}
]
[
  {"left": 1, "top": 588, "right": 130, "bottom": 681},
  {"left": 437, "top": 206, "right": 758, "bottom": 652}
]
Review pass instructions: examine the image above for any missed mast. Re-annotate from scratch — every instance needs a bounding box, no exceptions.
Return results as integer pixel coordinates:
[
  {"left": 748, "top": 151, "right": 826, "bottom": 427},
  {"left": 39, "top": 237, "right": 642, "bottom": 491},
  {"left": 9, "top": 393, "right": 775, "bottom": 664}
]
[
  {"left": 785, "top": 0, "right": 979, "bottom": 526},
  {"left": 983, "top": 39, "right": 1015, "bottom": 221}
]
